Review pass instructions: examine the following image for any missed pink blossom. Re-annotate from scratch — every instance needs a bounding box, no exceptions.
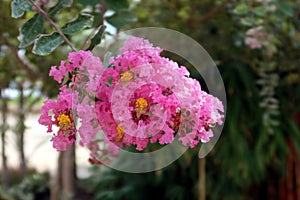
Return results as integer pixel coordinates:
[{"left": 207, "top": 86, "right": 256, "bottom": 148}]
[
  {"left": 120, "top": 36, "right": 162, "bottom": 54},
  {"left": 51, "top": 130, "right": 76, "bottom": 151},
  {"left": 94, "top": 37, "right": 224, "bottom": 150},
  {"left": 49, "top": 50, "right": 104, "bottom": 86},
  {"left": 77, "top": 102, "right": 100, "bottom": 145},
  {"left": 159, "top": 125, "right": 175, "bottom": 144},
  {"left": 38, "top": 86, "right": 77, "bottom": 151},
  {"left": 40, "top": 37, "right": 225, "bottom": 157},
  {"left": 49, "top": 61, "right": 67, "bottom": 83}
]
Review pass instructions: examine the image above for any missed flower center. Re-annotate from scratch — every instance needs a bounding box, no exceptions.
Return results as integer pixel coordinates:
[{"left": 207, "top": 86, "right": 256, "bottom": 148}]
[
  {"left": 57, "top": 113, "right": 72, "bottom": 130},
  {"left": 135, "top": 98, "right": 149, "bottom": 111},
  {"left": 120, "top": 71, "right": 134, "bottom": 82},
  {"left": 115, "top": 125, "right": 125, "bottom": 142}
]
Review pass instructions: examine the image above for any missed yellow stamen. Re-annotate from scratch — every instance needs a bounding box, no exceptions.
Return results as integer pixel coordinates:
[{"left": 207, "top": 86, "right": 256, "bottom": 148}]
[
  {"left": 135, "top": 98, "right": 149, "bottom": 111},
  {"left": 115, "top": 125, "right": 125, "bottom": 142},
  {"left": 57, "top": 114, "right": 71, "bottom": 130},
  {"left": 120, "top": 71, "right": 134, "bottom": 82}
]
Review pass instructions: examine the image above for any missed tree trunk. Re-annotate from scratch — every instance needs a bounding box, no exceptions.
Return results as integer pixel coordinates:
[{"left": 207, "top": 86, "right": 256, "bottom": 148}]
[
  {"left": 279, "top": 140, "right": 300, "bottom": 200},
  {"left": 0, "top": 89, "right": 9, "bottom": 188},
  {"left": 198, "top": 158, "right": 206, "bottom": 200},
  {"left": 278, "top": 112, "right": 300, "bottom": 199},
  {"left": 18, "top": 84, "right": 27, "bottom": 177},
  {"left": 62, "top": 145, "right": 76, "bottom": 199},
  {"left": 50, "top": 145, "right": 76, "bottom": 200},
  {"left": 50, "top": 152, "right": 63, "bottom": 200}
]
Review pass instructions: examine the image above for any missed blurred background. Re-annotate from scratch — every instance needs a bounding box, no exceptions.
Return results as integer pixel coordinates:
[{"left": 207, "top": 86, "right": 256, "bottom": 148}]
[{"left": 0, "top": 0, "right": 300, "bottom": 199}]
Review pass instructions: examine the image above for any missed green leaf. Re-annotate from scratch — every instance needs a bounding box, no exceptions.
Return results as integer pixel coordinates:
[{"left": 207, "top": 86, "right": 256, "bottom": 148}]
[
  {"left": 253, "top": 6, "right": 267, "bottom": 17},
  {"left": 105, "top": 0, "right": 129, "bottom": 11},
  {"left": 91, "top": 13, "right": 103, "bottom": 27},
  {"left": 32, "top": 32, "right": 64, "bottom": 56},
  {"left": 75, "top": 0, "right": 99, "bottom": 6},
  {"left": 240, "top": 18, "right": 253, "bottom": 26},
  {"left": 11, "top": 0, "right": 32, "bottom": 18},
  {"left": 233, "top": 4, "right": 249, "bottom": 15},
  {"left": 61, "top": 72, "right": 70, "bottom": 85},
  {"left": 19, "top": 14, "right": 44, "bottom": 48},
  {"left": 253, "top": 18, "right": 263, "bottom": 25},
  {"left": 49, "top": 0, "right": 73, "bottom": 16},
  {"left": 279, "top": 4, "right": 294, "bottom": 17},
  {"left": 62, "top": 14, "right": 93, "bottom": 35},
  {"left": 87, "top": 25, "right": 106, "bottom": 51},
  {"left": 106, "top": 11, "right": 136, "bottom": 28}
]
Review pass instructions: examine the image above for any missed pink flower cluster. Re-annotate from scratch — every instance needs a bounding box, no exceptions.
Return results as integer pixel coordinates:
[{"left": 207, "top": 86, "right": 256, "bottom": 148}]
[
  {"left": 38, "top": 86, "right": 76, "bottom": 151},
  {"left": 39, "top": 50, "right": 104, "bottom": 152},
  {"left": 38, "top": 37, "right": 224, "bottom": 163}
]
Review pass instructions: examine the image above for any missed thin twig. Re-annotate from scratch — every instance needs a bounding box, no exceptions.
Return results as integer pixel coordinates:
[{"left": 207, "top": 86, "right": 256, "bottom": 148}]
[
  {"left": 100, "top": 0, "right": 106, "bottom": 23},
  {"left": 28, "top": 0, "right": 77, "bottom": 52}
]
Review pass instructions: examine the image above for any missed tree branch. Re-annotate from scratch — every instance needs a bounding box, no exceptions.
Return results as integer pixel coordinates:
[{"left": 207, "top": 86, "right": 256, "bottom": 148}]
[
  {"left": 187, "top": 4, "right": 225, "bottom": 29},
  {"left": 199, "top": 5, "right": 225, "bottom": 24},
  {"left": 28, "top": 0, "right": 77, "bottom": 52},
  {"left": 3, "top": 36, "right": 42, "bottom": 81}
]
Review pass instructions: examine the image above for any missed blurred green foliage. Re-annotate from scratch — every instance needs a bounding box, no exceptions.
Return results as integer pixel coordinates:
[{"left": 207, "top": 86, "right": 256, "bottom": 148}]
[{"left": 0, "top": 168, "right": 50, "bottom": 200}]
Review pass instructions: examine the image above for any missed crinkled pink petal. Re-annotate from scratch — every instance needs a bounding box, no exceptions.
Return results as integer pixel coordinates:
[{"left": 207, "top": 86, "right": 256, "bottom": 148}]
[
  {"left": 49, "top": 61, "right": 67, "bottom": 83},
  {"left": 38, "top": 99, "right": 58, "bottom": 132},
  {"left": 199, "top": 129, "right": 214, "bottom": 143},
  {"left": 159, "top": 125, "right": 174, "bottom": 144},
  {"left": 135, "top": 137, "right": 149, "bottom": 151},
  {"left": 51, "top": 131, "right": 75, "bottom": 151},
  {"left": 120, "top": 37, "right": 161, "bottom": 54},
  {"left": 68, "top": 50, "right": 93, "bottom": 68}
]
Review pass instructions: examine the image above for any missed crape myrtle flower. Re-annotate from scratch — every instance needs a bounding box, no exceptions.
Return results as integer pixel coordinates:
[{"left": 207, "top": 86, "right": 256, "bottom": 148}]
[{"left": 39, "top": 36, "right": 224, "bottom": 164}]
